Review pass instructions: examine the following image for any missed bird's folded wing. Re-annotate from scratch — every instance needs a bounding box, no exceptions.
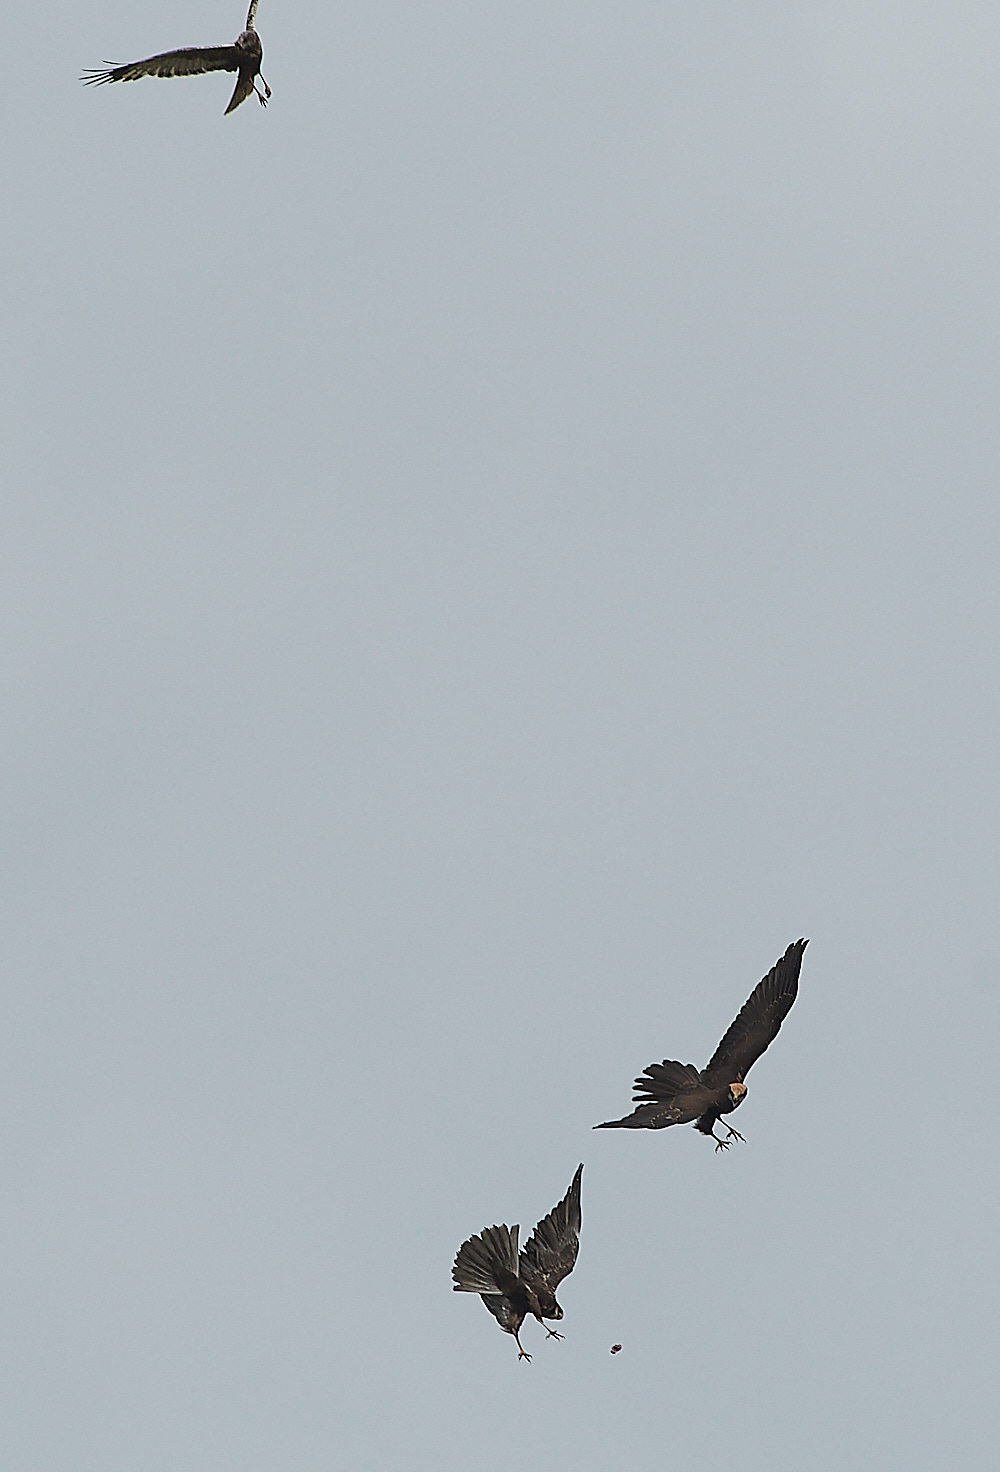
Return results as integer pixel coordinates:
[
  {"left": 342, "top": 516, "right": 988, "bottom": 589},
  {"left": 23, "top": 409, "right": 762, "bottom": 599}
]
[
  {"left": 701, "top": 938, "right": 807, "bottom": 1087},
  {"left": 83, "top": 46, "right": 241, "bottom": 86},
  {"left": 520, "top": 1165, "right": 583, "bottom": 1292}
]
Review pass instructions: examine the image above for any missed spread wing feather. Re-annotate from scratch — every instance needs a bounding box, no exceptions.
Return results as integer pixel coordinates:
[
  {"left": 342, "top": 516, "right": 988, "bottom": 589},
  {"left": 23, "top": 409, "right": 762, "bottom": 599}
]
[
  {"left": 82, "top": 46, "right": 241, "bottom": 87},
  {"left": 702, "top": 938, "right": 807, "bottom": 1086},
  {"left": 520, "top": 1165, "right": 583, "bottom": 1293},
  {"left": 452, "top": 1224, "right": 520, "bottom": 1295}
]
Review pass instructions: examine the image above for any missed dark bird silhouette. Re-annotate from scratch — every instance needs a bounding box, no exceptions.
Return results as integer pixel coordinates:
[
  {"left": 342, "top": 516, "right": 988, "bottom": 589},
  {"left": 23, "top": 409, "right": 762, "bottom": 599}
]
[
  {"left": 595, "top": 939, "right": 807, "bottom": 1149},
  {"left": 82, "top": 0, "right": 270, "bottom": 115},
  {"left": 452, "top": 1165, "right": 583, "bottom": 1361}
]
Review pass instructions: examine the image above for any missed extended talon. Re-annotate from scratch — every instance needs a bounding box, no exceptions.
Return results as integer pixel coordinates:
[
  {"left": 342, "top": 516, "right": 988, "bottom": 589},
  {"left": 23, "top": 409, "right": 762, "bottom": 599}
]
[
  {"left": 545, "top": 1327, "right": 564, "bottom": 1341},
  {"left": 714, "top": 1136, "right": 730, "bottom": 1152},
  {"left": 517, "top": 1347, "right": 532, "bottom": 1362},
  {"left": 724, "top": 1124, "right": 746, "bottom": 1143}
]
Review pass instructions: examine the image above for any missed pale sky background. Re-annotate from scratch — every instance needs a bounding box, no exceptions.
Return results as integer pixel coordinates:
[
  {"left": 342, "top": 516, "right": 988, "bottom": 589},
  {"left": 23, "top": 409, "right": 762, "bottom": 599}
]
[{"left": 1, "top": 3, "right": 998, "bottom": 1468}]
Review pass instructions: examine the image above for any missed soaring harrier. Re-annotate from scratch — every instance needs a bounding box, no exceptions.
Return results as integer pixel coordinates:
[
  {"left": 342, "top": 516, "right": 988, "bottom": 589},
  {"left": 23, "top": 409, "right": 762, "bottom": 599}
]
[
  {"left": 452, "top": 1165, "right": 583, "bottom": 1361},
  {"left": 82, "top": 1, "right": 270, "bottom": 115},
  {"left": 595, "top": 939, "right": 807, "bottom": 1149}
]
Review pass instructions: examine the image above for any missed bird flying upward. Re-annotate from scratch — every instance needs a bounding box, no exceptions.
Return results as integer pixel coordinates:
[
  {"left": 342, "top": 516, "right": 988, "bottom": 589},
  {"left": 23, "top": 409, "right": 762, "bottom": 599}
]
[
  {"left": 82, "top": 0, "right": 270, "bottom": 115},
  {"left": 452, "top": 1165, "right": 583, "bottom": 1361},
  {"left": 595, "top": 939, "right": 807, "bottom": 1149}
]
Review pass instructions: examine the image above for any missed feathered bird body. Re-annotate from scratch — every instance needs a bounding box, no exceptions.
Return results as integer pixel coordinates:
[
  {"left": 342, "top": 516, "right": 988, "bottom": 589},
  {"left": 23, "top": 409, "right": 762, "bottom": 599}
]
[
  {"left": 83, "top": 1, "right": 270, "bottom": 114},
  {"left": 595, "top": 939, "right": 807, "bottom": 1147},
  {"left": 452, "top": 1166, "right": 583, "bottom": 1360}
]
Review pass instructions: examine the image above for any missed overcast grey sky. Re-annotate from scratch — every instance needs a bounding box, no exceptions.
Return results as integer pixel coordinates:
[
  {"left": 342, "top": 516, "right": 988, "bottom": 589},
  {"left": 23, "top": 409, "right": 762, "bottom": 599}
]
[{"left": 1, "top": 3, "right": 998, "bottom": 1468}]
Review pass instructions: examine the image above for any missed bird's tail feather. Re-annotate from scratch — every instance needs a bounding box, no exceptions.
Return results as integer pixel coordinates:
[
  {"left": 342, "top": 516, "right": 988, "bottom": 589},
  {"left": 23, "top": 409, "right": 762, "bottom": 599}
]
[{"left": 225, "top": 71, "right": 253, "bottom": 113}]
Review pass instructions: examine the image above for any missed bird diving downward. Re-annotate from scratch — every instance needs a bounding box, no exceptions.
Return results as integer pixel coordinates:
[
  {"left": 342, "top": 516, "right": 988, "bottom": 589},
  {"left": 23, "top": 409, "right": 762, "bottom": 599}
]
[
  {"left": 83, "top": 1, "right": 270, "bottom": 115},
  {"left": 452, "top": 1166, "right": 583, "bottom": 1362},
  {"left": 595, "top": 939, "right": 807, "bottom": 1149}
]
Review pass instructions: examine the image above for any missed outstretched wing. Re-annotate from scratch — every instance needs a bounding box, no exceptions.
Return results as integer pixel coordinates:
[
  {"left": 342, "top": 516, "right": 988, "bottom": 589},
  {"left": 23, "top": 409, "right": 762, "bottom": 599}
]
[
  {"left": 452, "top": 1223, "right": 520, "bottom": 1296},
  {"left": 520, "top": 1165, "right": 583, "bottom": 1293},
  {"left": 702, "top": 938, "right": 807, "bottom": 1087},
  {"left": 82, "top": 46, "right": 241, "bottom": 87},
  {"left": 453, "top": 1223, "right": 525, "bottom": 1337}
]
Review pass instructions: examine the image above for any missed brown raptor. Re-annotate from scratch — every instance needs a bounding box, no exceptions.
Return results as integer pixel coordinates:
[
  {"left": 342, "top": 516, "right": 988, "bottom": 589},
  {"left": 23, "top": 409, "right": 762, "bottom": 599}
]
[
  {"left": 595, "top": 939, "right": 807, "bottom": 1149},
  {"left": 83, "top": 1, "right": 270, "bottom": 115}
]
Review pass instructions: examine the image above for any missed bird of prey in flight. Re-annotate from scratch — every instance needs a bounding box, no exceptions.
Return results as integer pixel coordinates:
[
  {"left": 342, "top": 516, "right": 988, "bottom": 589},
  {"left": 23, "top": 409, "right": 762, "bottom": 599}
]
[
  {"left": 82, "top": 1, "right": 270, "bottom": 115},
  {"left": 595, "top": 939, "right": 807, "bottom": 1149},
  {"left": 452, "top": 1165, "right": 583, "bottom": 1361}
]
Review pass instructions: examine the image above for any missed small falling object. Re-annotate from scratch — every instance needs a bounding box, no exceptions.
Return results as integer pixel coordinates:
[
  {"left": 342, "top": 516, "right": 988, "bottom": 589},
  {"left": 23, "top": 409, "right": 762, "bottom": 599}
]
[{"left": 610, "top": 1343, "right": 622, "bottom": 1354}]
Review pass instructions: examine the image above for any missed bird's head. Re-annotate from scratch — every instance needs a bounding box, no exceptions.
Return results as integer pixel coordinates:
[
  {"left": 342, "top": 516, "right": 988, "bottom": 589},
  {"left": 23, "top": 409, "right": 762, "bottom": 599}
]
[{"left": 728, "top": 1079, "right": 747, "bottom": 1107}]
